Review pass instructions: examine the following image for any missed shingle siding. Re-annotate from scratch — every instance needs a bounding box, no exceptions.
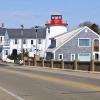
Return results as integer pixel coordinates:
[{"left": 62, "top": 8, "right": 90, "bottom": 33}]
[{"left": 55, "top": 29, "right": 99, "bottom": 61}]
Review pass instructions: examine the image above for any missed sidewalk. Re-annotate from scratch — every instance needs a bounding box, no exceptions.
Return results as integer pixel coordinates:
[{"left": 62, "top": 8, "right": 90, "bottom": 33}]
[
  {"left": 13, "top": 65, "right": 100, "bottom": 80},
  {"left": 1, "top": 62, "right": 100, "bottom": 80}
]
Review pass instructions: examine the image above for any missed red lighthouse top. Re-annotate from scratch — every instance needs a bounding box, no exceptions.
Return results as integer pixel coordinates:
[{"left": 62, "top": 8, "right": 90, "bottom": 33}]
[{"left": 46, "top": 14, "right": 68, "bottom": 26}]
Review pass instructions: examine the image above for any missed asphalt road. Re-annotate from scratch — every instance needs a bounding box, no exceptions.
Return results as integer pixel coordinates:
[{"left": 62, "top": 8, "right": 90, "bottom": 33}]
[{"left": 0, "top": 63, "right": 100, "bottom": 100}]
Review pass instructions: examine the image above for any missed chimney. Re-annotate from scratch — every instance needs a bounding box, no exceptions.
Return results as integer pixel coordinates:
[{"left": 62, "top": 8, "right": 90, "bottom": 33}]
[{"left": 1, "top": 23, "right": 4, "bottom": 28}]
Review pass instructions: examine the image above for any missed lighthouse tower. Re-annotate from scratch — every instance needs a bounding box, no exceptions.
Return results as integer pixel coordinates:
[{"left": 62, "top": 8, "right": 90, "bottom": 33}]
[{"left": 45, "top": 14, "right": 68, "bottom": 48}]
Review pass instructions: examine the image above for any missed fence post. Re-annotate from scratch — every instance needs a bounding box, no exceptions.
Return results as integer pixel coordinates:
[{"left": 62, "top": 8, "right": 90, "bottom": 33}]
[
  {"left": 61, "top": 60, "right": 64, "bottom": 69},
  {"left": 24, "top": 60, "right": 25, "bottom": 66},
  {"left": 34, "top": 58, "right": 37, "bottom": 66},
  {"left": 74, "top": 60, "right": 77, "bottom": 70},
  {"left": 91, "top": 60, "right": 94, "bottom": 72},
  {"left": 42, "top": 59, "right": 44, "bottom": 67},
  {"left": 28, "top": 59, "right": 31, "bottom": 66},
  {"left": 23, "top": 57, "right": 27, "bottom": 66},
  {"left": 51, "top": 59, "right": 53, "bottom": 68}
]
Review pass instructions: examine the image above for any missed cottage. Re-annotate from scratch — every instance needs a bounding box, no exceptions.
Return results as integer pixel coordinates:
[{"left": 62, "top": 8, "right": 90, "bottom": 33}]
[{"left": 46, "top": 26, "right": 100, "bottom": 61}]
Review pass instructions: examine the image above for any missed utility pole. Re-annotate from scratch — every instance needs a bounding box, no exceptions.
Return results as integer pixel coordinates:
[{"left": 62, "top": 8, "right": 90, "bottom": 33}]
[
  {"left": 21, "top": 24, "right": 24, "bottom": 61},
  {"left": 35, "top": 26, "right": 38, "bottom": 56}
]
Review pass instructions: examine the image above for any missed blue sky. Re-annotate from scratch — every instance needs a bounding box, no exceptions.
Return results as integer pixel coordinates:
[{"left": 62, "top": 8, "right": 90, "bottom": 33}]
[{"left": 0, "top": 0, "right": 100, "bottom": 29}]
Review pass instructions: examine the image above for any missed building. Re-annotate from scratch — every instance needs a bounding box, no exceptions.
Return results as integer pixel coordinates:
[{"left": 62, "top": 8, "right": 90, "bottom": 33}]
[
  {"left": 45, "top": 14, "right": 68, "bottom": 49},
  {"left": 46, "top": 26, "right": 100, "bottom": 61},
  {"left": 0, "top": 14, "right": 68, "bottom": 61},
  {"left": 0, "top": 27, "right": 46, "bottom": 61}
]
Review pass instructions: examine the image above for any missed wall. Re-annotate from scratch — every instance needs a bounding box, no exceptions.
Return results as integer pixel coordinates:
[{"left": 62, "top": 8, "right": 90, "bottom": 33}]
[
  {"left": 9, "top": 38, "right": 45, "bottom": 57},
  {"left": 55, "top": 28, "right": 99, "bottom": 61},
  {"left": 24, "top": 59, "right": 100, "bottom": 72},
  {"left": 46, "top": 26, "right": 67, "bottom": 49}
]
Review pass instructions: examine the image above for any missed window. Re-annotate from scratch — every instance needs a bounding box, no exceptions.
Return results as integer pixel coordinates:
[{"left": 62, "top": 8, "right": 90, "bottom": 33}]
[
  {"left": 48, "top": 27, "right": 50, "bottom": 33},
  {"left": 31, "top": 40, "right": 33, "bottom": 44},
  {"left": 85, "top": 29, "right": 88, "bottom": 32},
  {"left": 30, "top": 48, "right": 32, "bottom": 52},
  {"left": 78, "top": 53, "right": 91, "bottom": 61},
  {"left": 0, "top": 37, "right": 2, "bottom": 43},
  {"left": 78, "top": 38, "right": 90, "bottom": 47},
  {"left": 15, "top": 39, "right": 18, "bottom": 44},
  {"left": 38, "top": 39, "right": 42, "bottom": 44},
  {"left": 94, "top": 39, "right": 99, "bottom": 52},
  {"left": 58, "top": 54, "right": 63, "bottom": 60},
  {"left": 5, "top": 50, "right": 9, "bottom": 55},
  {"left": 23, "top": 39, "right": 26, "bottom": 44},
  {"left": 71, "top": 54, "right": 75, "bottom": 61},
  {"left": 49, "top": 39, "right": 56, "bottom": 48},
  {"left": 94, "top": 53, "right": 99, "bottom": 60}
]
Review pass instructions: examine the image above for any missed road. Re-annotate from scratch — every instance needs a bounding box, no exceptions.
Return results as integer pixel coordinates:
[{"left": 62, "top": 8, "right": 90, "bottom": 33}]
[{"left": 0, "top": 63, "right": 100, "bottom": 100}]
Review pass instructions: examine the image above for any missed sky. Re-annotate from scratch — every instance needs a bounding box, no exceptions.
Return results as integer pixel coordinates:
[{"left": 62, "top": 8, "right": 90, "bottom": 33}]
[{"left": 0, "top": 0, "right": 100, "bottom": 29}]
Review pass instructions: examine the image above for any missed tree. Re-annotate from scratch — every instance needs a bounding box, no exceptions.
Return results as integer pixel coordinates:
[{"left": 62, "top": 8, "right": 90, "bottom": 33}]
[
  {"left": 79, "top": 21, "right": 100, "bottom": 35},
  {"left": 90, "top": 24, "right": 99, "bottom": 34},
  {"left": 79, "top": 21, "right": 93, "bottom": 27},
  {"left": 7, "top": 49, "right": 29, "bottom": 63}
]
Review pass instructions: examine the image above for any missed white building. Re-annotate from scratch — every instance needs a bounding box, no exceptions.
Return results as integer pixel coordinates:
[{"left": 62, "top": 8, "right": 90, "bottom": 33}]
[
  {"left": 0, "top": 14, "right": 68, "bottom": 61},
  {"left": 45, "top": 14, "right": 68, "bottom": 49}
]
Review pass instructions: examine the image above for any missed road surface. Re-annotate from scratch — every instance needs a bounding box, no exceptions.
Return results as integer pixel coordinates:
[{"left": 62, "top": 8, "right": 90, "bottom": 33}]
[{"left": 0, "top": 63, "right": 100, "bottom": 100}]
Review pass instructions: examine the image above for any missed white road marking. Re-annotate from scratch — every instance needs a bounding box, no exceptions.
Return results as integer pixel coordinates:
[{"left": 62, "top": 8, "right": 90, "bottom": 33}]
[{"left": 0, "top": 86, "right": 24, "bottom": 100}]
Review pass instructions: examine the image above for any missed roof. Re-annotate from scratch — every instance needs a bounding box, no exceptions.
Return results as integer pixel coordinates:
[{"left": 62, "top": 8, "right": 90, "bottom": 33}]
[
  {"left": 0, "top": 28, "right": 6, "bottom": 36},
  {"left": 49, "top": 27, "right": 83, "bottom": 48},
  {"left": 51, "top": 13, "right": 61, "bottom": 16},
  {"left": 0, "top": 27, "right": 46, "bottom": 39}
]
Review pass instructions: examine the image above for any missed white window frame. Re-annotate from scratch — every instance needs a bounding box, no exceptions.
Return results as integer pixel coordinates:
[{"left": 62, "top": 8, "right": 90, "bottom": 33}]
[
  {"left": 71, "top": 54, "right": 75, "bottom": 61},
  {"left": 78, "top": 53, "right": 91, "bottom": 61},
  {"left": 58, "top": 54, "right": 63, "bottom": 60},
  {"left": 78, "top": 38, "right": 91, "bottom": 47}
]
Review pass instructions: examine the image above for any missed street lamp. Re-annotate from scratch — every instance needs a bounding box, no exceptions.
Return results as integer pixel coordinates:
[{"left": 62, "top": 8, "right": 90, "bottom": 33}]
[
  {"left": 34, "top": 26, "right": 38, "bottom": 56},
  {"left": 21, "top": 24, "right": 24, "bottom": 61}
]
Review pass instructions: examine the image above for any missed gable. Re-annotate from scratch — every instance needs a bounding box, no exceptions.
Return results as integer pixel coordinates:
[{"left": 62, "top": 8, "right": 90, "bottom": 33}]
[{"left": 54, "top": 26, "right": 99, "bottom": 52}]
